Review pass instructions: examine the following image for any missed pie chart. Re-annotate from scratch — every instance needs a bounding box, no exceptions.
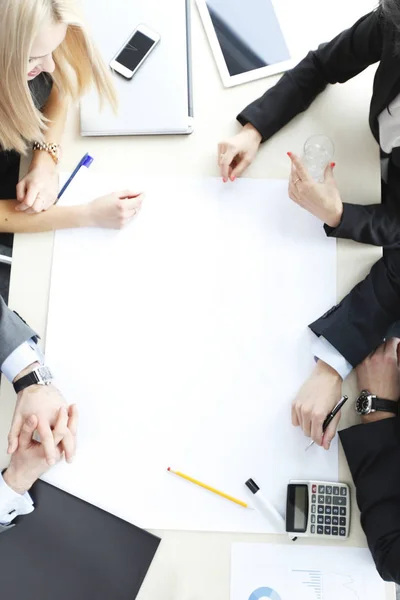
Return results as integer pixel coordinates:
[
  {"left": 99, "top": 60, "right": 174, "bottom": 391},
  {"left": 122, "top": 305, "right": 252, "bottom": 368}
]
[{"left": 248, "top": 587, "right": 281, "bottom": 600}]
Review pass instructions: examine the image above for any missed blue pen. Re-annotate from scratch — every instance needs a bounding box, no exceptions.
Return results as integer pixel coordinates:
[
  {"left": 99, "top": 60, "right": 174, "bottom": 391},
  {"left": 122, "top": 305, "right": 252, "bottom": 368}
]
[{"left": 56, "top": 152, "right": 94, "bottom": 202}]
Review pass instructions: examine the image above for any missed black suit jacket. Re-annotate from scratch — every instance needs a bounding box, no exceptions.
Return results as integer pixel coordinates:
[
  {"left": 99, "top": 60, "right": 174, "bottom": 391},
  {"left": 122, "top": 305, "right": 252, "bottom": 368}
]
[
  {"left": 340, "top": 418, "right": 400, "bottom": 583},
  {"left": 238, "top": 9, "right": 400, "bottom": 366}
]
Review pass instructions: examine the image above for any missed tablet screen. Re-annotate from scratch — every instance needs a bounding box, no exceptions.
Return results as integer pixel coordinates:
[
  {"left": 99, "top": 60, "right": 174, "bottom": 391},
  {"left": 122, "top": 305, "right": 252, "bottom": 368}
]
[{"left": 204, "top": 0, "right": 290, "bottom": 77}]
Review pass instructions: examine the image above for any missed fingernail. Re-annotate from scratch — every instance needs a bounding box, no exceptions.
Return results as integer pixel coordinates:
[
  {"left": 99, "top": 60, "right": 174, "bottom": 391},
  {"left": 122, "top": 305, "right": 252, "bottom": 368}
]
[
  {"left": 287, "top": 152, "right": 292, "bottom": 157},
  {"left": 330, "top": 162, "right": 336, "bottom": 168},
  {"left": 223, "top": 178, "right": 227, "bottom": 183},
  {"left": 48, "top": 459, "right": 56, "bottom": 466},
  {"left": 231, "top": 176, "right": 236, "bottom": 182}
]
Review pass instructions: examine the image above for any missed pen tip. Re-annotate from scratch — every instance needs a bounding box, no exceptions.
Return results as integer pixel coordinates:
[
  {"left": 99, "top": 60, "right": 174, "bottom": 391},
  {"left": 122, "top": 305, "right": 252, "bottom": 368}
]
[{"left": 167, "top": 467, "right": 171, "bottom": 471}]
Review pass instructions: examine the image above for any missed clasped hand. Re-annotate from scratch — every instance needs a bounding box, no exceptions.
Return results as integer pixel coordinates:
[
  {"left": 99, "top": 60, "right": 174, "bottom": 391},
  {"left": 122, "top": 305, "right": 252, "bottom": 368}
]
[
  {"left": 9, "top": 375, "right": 76, "bottom": 466},
  {"left": 4, "top": 406, "right": 78, "bottom": 495}
]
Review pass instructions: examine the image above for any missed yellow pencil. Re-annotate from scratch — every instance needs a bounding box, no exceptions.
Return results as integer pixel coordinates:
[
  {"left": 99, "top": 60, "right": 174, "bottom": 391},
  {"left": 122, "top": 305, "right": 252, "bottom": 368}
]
[{"left": 167, "top": 467, "right": 250, "bottom": 509}]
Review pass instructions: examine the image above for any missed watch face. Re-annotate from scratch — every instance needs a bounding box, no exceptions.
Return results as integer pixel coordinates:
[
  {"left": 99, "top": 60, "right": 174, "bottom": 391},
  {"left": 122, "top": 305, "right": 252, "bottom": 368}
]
[{"left": 356, "top": 391, "right": 372, "bottom": 415}]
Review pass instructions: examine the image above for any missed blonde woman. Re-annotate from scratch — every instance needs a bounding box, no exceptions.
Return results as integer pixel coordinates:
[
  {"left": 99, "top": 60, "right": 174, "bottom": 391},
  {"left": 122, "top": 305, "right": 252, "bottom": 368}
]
[{"left": 0, "top": 0, "right": 142, "bottom": 233}]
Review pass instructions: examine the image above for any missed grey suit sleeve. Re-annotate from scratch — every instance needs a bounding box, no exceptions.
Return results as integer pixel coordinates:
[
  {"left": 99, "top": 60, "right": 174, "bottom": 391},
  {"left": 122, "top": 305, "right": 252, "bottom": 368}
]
[{"left": 0, "top": 296, "right": 38, "bottom": 366}]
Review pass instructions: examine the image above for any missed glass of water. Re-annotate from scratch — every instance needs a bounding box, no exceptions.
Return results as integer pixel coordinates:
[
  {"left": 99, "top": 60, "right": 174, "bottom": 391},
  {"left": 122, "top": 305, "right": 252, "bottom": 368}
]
[{"left": 303, "top": 135, "right": 335, "bottom": 183}]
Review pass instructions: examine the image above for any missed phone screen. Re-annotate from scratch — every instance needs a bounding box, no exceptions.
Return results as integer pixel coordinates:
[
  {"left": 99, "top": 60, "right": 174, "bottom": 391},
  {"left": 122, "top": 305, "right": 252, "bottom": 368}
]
[{"left": 116, "top": 31, "right": 155, "bottom": 72}]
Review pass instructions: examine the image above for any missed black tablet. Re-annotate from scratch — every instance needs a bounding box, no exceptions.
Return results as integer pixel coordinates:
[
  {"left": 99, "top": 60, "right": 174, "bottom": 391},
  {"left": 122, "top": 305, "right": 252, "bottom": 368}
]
[{"left": 0, "top": 480, "right": 161, "bottom": 600}]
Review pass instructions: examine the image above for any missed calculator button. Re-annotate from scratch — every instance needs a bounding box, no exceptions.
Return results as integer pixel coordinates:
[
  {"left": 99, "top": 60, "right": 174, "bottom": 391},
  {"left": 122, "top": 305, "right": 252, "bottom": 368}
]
[
  {"left": 325, "top": 496, "right": 332, "bottom": 505},
  {"left": 324, "top": 526, "right": 331, "bottom": 535},
  {"left": 333, "top": 497, "right": 346, "bottom": 506},
  {"left": 318, "top": 495, "right": 325, "bottom": 504},
  {"left": 340, "top": 507, "right": 346, "bottom": 516},
  {"left": 312, "top": 495, "right": 316, "bottom": 504},
  {"left": 318, "top": 506, "right": 324, "bottom": 514},
  {"left": 340, "top": 487, "right": 348, "bottom": 496},
  {"left": 325, "top": 506, "right": 332, "bottom": 515},
  {"left": 332, "top": 517, "right": 339, "bottom": 526},
  {"left": 332, "top": 527, "right": 338, "bottom": 536},
  {"left": 311, "top": 505, "right": 316, "bottom": 514},
  {"left": 340, "top": 517, "right": 346, "bottom": 527},
  {"left": 317, "top": 516, "right": 324, "bottom": 524},
  {"left": 318, "top": 485, "right": 325, "bottom": 494},
  {"left": 333, "top": 486, "right": 340, "bottom": 495},
  {"left": 326, "top": 486, "right": 332, "bottom": 494},
  {"left": 339, "top": 528, "right": 346, "bottom": 536},
  {"left": 311, "top": 525, "right": 315, "bottom": 534},
  {"left": 311, "top": 515, "right": 316, "bottom": 524},
  {"left": 317, "top": 526, "right": 324, "bottom": 535},
  {"left": 312, "top": 485, "right": 317, "bottom": 494},
  {"left": 324, "top": 516, "right": 331, "bottom": 525},
  {"left": 332, "top": 507, "right": 339, "bottom": 516}
]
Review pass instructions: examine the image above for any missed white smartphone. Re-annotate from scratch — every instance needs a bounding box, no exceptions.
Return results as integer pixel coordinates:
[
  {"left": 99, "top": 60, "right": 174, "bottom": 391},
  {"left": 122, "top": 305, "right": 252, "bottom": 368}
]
[{"left": 109, "top": 24, "right": 160, "bottom": 80}]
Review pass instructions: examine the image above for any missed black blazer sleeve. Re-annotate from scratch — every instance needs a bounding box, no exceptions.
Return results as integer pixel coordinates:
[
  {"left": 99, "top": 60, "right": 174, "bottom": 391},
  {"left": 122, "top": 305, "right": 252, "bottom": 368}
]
[
  {"left": 309, "top": 251, "right": 400, "bottom": 366},
  {"left": 236, "top": 10, "right": 383, "bottom": 142},
  {"left": 339, "top": 418, "right": 400, "bottom": 583},
  {"left": 323, "top": 167, "right": 400, "bottom": 248},
  {"left": 323, "top": 203, "right": 400, "bottom": 248}
]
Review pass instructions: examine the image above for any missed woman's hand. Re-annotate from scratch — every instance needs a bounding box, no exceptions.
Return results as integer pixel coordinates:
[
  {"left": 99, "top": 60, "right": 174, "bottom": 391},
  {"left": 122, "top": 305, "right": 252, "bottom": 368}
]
[
  {"left": 87, "top": 190, "right": 144, "bottom": 229},
  {"left": 287, "top": 153, "right": 343, "bottom": 228},
  {"left": 218, "top": 124, "right": 262, "bottom": 182},
  {"left": 292, "top": 360, "right": 343, "bottom": 449},
  {"left": 16, "top": 161, "right": 59, "bottom": 214}
]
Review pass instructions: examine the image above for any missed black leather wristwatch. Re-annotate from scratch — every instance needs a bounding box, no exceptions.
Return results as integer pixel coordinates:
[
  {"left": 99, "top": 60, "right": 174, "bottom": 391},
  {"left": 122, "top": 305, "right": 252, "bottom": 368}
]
[
  {"left": 355, "top": 389, "right": 399, "bottom": 416},
  {"left": 13, "top": 366, "right": 53, "bottom": 394}
]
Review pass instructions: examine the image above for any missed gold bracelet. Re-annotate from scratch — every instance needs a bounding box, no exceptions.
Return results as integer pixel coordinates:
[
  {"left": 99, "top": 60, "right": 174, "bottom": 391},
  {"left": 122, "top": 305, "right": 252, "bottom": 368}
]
[{"left": 32, "top": 141, "right": 60, "bottom": 165}]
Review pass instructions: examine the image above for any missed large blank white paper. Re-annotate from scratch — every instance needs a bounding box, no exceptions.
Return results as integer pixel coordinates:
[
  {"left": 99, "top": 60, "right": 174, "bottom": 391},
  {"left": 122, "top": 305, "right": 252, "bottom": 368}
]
[
  {"left": 231, "top": 543, "right": 385, "bottom": 600},
  {"left": 45, "top": 174, "right": 337, "bottom": 532}
]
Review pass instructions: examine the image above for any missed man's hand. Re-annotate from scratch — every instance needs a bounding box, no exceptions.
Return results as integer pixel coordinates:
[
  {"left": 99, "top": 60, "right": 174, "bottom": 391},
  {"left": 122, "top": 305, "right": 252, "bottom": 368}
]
[
  {"left": 3, "top": 406, "right": 78, "bottom": 495},
  {"left": 10, "top": 364, "right": 75, "bottom": 465},
  {"left": 287, "top": 153, "right": 343, "bottom": 228},
  {"left": 292, "top": 360, "right": 342, "bottom": 449},
  {"left": 356, "top": 338, "right": 400, "bottom": 423}
]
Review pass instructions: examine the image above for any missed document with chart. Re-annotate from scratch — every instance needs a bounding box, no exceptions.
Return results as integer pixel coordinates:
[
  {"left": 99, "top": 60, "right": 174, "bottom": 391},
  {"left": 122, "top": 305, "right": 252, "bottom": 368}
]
[{"left": 231, "top": 543, "right": 385, "bottom": 600}]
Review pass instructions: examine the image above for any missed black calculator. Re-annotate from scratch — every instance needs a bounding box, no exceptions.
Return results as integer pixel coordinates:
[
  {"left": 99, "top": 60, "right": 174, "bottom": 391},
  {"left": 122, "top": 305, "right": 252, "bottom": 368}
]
[{"left": 286, "top": 480, "right": 350, "bottom": 539}]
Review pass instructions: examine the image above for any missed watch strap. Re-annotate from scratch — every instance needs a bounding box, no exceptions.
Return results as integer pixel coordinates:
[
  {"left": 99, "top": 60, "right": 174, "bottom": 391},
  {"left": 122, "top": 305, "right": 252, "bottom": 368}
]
[
  {"left": 13, "top": 366, "right": 53, "bottom": 394},
  {"left": 372, "top": 397, "right": 399, "bottom": 415}
]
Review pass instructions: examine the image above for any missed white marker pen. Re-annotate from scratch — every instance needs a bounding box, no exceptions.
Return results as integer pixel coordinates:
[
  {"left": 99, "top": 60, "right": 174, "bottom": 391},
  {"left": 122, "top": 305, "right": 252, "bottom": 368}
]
[{"left": 245, "top": 478, "right": 297, "bottom": 541}]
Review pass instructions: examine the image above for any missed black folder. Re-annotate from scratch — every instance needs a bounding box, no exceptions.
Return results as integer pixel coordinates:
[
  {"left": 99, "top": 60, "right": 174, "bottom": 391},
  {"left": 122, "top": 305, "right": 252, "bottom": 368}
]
[{"left": 0, "top": 480, "right": 161, "bottom": 600}]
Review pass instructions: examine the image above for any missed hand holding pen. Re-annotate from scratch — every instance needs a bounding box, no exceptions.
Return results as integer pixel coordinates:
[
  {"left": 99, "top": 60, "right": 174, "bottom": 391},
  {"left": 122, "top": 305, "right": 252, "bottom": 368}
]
[
  {"left": 292, "top": 361, "right": 344, "bottom": 449},
  {"left": 305, "top": 395, "right": 348, "bottom": 451}
]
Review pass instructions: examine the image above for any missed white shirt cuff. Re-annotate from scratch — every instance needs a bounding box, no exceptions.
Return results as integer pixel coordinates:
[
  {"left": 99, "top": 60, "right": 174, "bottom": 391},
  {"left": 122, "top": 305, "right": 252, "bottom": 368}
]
[
  {"left": 0, "top": 473, "right": 34, "bottom": 525},
  {"left": 1, "top": 339, "right": 44, "bottom": 383},
  {"left": 312, "top": 336, "right": 353, "bottom": 380}
]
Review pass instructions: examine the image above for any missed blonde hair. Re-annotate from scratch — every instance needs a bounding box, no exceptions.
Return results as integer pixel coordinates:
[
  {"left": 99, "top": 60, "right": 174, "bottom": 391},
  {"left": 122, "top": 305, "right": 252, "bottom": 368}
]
[{"left": 0, "top": 0, "right": 117, "bottom": 153}]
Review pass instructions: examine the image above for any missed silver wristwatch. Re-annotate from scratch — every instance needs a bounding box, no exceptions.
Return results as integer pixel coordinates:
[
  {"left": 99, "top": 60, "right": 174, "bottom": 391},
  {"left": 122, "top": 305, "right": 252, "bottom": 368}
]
[
  {"left": 355, "top": 390, "right": 399, "bottom": 416},
  {"left": 13, "top": 366, "right": 54, "bottom": 394}
]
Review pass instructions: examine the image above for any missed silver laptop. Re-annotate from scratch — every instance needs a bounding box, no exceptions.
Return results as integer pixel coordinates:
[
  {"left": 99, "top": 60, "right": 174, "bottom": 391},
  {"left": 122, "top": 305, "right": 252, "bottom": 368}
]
[{"left": 80, "top": 0, "right": 193, "bottom": 136}]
